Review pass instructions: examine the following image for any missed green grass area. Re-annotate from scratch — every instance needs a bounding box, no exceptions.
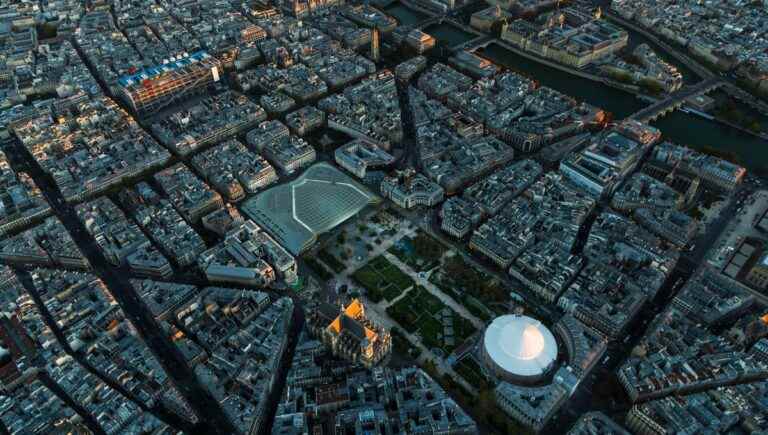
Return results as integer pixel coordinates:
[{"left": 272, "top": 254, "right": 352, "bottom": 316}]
[
  {"left": 419, "top": 315, "right": 445, "bottom": 350},
  {"left": 304, "top": 256, "right": 332, "bottom": 281},
  {"left": 454, "top": 357, "right": 490, "bottom": 391},
  {"left": 387, "top": 231, "right": 446, "bottom": 272},
  {"left": 352, "top": 255, "right": 414, "bottom": 303},
  {"left": 391, "top": 327, "right": 421, "bottom": 360},
  {"left": 430, "top": 254, "right": 508, "bottom": 320},
  {"left": 462, "top": 295, "right": 494, "bottom": 322},
  {"left": 386, "top": 286, "right": 477, "bottom": 354},
  {"left": 318, "top": 249, "right": 346, "bottom": 273}
]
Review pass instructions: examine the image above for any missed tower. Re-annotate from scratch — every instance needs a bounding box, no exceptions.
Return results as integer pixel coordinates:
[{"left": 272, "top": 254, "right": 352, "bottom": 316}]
[{"left": 371, "top": 27, "right": 380, "bottom": 62}]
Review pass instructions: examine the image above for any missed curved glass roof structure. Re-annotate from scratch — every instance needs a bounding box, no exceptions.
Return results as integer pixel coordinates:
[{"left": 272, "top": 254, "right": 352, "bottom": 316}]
[{"left": 242, "top": 162, "right": 379, "bottom": 255}]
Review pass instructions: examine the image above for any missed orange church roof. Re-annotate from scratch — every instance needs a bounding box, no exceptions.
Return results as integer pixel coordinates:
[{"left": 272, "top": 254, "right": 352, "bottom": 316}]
[
  {"left": 343, "top": 299, "right": 364, "bottom": 319},
  {"left": 329, "top": 316, "right": 342, "bottom": 334},
  {"left": 365, "top": 327, "right": 377, "bottom": 341},
  {"left": 326, "top": 299, "right": 380, "bottom": 343}
]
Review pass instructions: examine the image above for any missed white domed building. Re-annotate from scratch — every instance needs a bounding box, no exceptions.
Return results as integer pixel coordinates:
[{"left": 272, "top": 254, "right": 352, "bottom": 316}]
[{"left": 481, "top": 314, "right": 558, "bottom": 384}]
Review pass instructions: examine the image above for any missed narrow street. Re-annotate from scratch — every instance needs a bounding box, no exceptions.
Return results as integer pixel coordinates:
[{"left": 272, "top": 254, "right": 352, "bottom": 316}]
[
  {"left": 2, "top": 137, "right": 236, "bottom": 435},
  {"left": 13, "top": 268, "right": 195, "bottom": 433},
  {"left": 37, "top": 369, "right": 107, "bottom": 435},
  {"left": 1, "top": 1, "right": 765, "bottom": 433},
  {"left": 258, "top": 304, "right": 305, "bottom": 435}
]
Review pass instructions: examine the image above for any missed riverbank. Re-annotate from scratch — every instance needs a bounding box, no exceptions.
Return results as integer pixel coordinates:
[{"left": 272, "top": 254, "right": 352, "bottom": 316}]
[
  {"left": 705, "top": 114, "right": 768, "bottom": 142},
  {"left": 425, "top": 21, "right": 477, "bottom": 47},
  {"left": 605, "top": 11, "right": 714, "bottom": 81},
  {"left": 638, "top": 97, "right": 768, "bottom": 143},
  {"left": 606, "top": 11, "right": 768, "bottom": 116},
  {"left": 652, "top": 110, "right": 768, "bottom": 173},
  {"left": 384, "top": 1, "right": 431, "bottom": 26},
  {"left": 477, "top": 42, "right": 768, "bottom": 173},
  {"left": 383, "top": 1, "right": 768, "bottom": 173},
  {"left": 472, "top": 38, "right": 645, "bottom": 95},
  {"left": 476, "top": 42, "right": 648, "bottom": 118}
]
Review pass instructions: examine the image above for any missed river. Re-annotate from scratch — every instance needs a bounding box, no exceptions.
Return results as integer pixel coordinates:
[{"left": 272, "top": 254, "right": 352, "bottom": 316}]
[
  {"left": 384, "top": 3, "right": 477, "bottom": 49},
  {"left": 384, "top": 2, "right": 429, "bottom": 26},
  {"left": 476, "top": 43, "right": 647, "bottom": 119},
  {"left": 652, "top": 111, "right": 768, "bottom": 173},
  {"left": 475, "top": 43, "right": 768, "bottom": 172},
  {"left": 621, "top": 22, "right": 701, "bottom": 85},
  {"left": 423, "top": 22, "right": 476, "bottom": 47},
  {"left": 383, "top": 1, "right": 768, "bottom": 172}
]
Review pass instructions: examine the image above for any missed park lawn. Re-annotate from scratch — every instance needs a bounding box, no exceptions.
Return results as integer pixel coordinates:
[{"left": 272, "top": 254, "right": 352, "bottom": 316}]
[
  {"left": 429, "top": 255, "right": 508, "bottom": 319},
  {"left": 318, "top": 249, "right": 346, "bottom": 273},
  {"left": 390, "top": 272, "right": 414, "bottom": 290},
  {"left": 454, "top": 357, "right": 490, "bottom": 390},
  {"left": 391, "top": 284, "right": 444, "bottom": 316},
  {"left": 432, "top": 284, "right": 494, "bottom": 322},
  {"left": 463, "top": 295, "right": 494, "bottom": 322},
  {"left": 303, "top": 256, "right": 333, "bottom": 281},
  {"left": 419, "top": 315, "right": 445, "bottom": 350},
  {"left": 373, "top": 257, "right": 414, "bottom": 291},
  {"left": 380, "top": 281, "right": 406, "bottom": 301},
  {"left": 386, "top": 286, "right": 477, "bottom": 354},
  {"left": 454, "top": 314, "right": 477, "bottom": 343},
  {"left": 353, "top": 267, "right": 382, "bottom": 290},
  {"left": 391, "top": 327, "right": 421, "bottom": 360},
  {"left": 352, "top": 267, "right": 386, "bottom": 302},
  {"left": 386, "top": 301, "right": 420, "bottom": 333},
  {"left": 388, "top": 231, "right": 447, "bottom": 272},
  {"left": 353, "top": 255, "right": 415, "bottom": 303}
]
